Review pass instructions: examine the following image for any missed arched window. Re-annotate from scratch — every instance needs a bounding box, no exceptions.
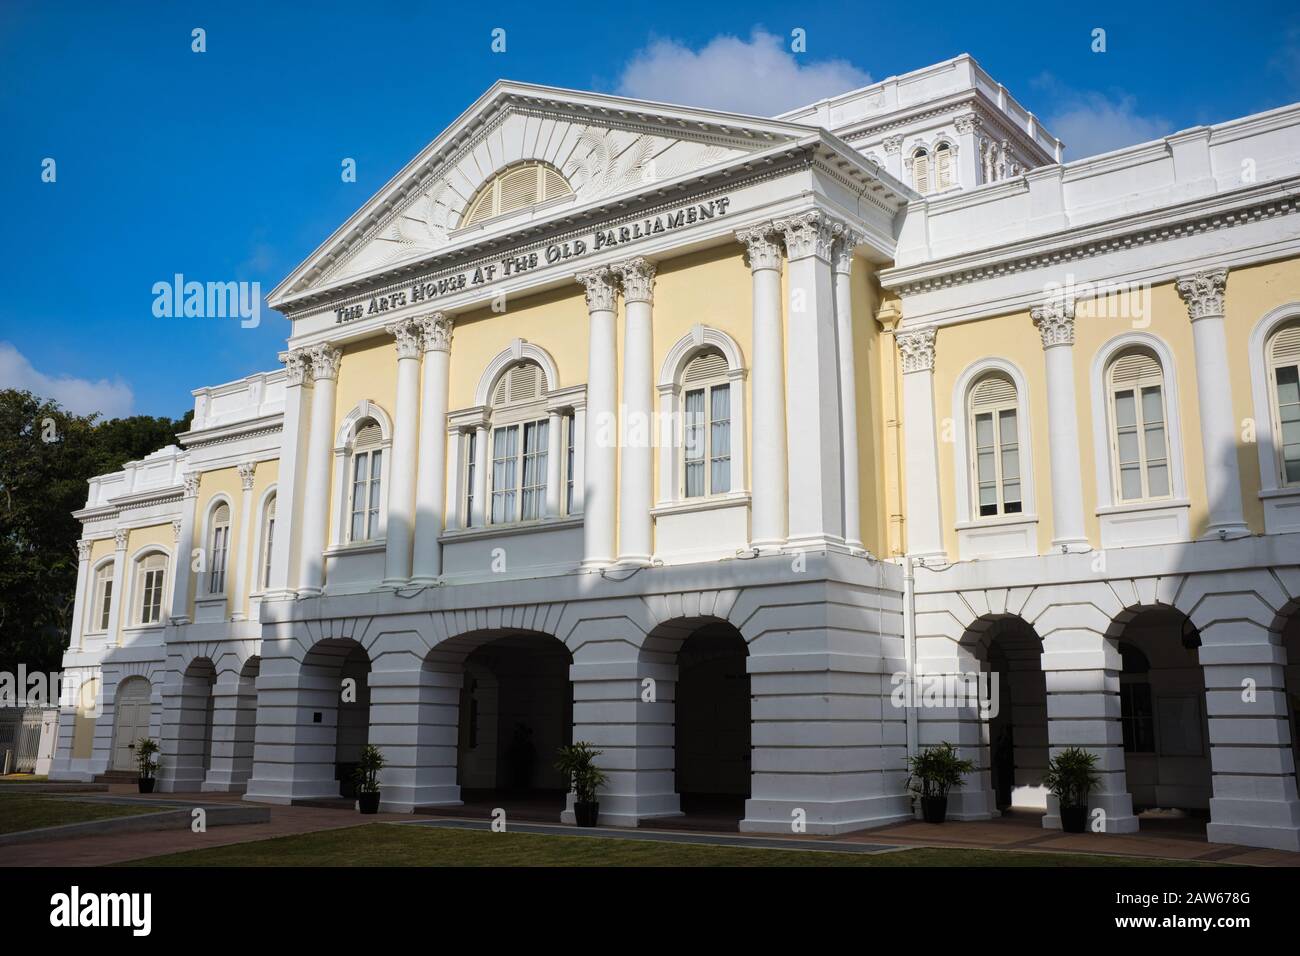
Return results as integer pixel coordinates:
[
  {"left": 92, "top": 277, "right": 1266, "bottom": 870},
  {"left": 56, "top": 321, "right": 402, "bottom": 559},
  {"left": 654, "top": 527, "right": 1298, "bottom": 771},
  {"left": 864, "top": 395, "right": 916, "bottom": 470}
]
[
  {"left": 934, "top": 142, "right": 955, "bottom": 190},
  {"left": 260, "top": 494, "right": 276, "bottom": 590},
  {"left": 348, "top": 419, "right": 384, "bottom": 542},
  {"left": 90, "top": 561, "right": 114, "bottom": 632},
  {"left": 1267, "top": 321, "right": 1300, "bottom": 486},
  {"left": 135, "top": 552, "right": 167, "bottom": 625},
  {"left": 1118, "top": 642, "right": 1155, "bottom": 753},
  {"left": 460, "top": 162, "right": 573, "bottom": 228},
  {"left": 968, "top": 372, "right": 1021, "bottom": 517},
  {"left": 680, "top": 350, "right": 731, "bottom": 498},
  {"left": 1106, "top": 348, "right": 1172, "bottom": 502},
  {"left": 207, "top": 503, "right": 230, "bottom": 594},
  {"left": 488, "top": 361, "right": 549, "bottom": 523},
  {"left": 911, "top": 148, "right": 930, "bottom": 194}
]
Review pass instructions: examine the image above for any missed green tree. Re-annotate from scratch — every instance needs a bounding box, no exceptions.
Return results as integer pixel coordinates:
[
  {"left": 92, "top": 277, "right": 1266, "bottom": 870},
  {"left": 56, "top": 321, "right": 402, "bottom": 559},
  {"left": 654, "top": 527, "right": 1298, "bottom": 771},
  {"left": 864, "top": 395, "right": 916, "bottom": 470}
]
[{"left": 0, "top": 389, "right": 191, "bottom": 678}]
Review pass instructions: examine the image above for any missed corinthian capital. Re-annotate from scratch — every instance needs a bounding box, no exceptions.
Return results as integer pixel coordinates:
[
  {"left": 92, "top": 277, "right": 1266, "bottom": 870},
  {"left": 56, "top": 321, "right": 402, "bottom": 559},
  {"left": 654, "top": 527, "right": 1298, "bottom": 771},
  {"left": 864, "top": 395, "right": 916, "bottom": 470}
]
[
  {"left": 417, "top": 313, "right": 453, "bottom": 353},
  {"left": 76, "top": 539, "right": 92, "bottom": 561},
  {"left": 774, "top": 209, "right": 836, "bottom": 261},
  {"left": 614, "top": 257, "right": 656, "bottom": 305},
  {"left": 386, "top": 318, "right": 423, "bottom": 360},
  {"left": 1030, "top": 298, "right": 1076, "bottom": 349},
  {"left": 896, "top": 326, "right": 937, "bottom": 374},
  {"left": 308, "top": 343, "right": 342, "bottom": 382},
  {"left": 280, "top": 348, "right": 311, "bottom": 387},
  {"left": 832, "top": 226, "right": 863, "bottom": 276},
  {"left": 182, "top": 472, "right": 200, "bottom": 498},
  {"left": 1175, "top": 268, "right": 1228, "bottom": 321},
  {"left": 237, "top": 461, "right": 257, "bottom": 491},
  {"left": 576, "top": 267, "right": 619, "bottom": 313},
  {"left": 736, "top": 224, "right": 783, "bottom": 273}
]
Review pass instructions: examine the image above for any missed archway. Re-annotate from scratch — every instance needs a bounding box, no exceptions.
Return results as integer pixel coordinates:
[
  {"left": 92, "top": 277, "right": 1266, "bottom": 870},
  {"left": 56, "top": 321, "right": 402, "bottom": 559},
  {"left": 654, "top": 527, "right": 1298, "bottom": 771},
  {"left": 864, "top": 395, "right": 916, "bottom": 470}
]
[
  {"left": 204, "top": 656, "right": 260, "bottom": 792},
  {"left": 298, "top": 639, "right": 371, "bottom": 800},
  {"left": 111, "top": 677, "right": 152, "bottom": 772},
  {"left": 1112, "top": 607, "right": 1211, "bottom": 834},
  {"left": 1284, "top": 611, "right": 1300, "bottom": 774},
  {"left": 170, "top": 658, "right": 216, "bottom": 791}
]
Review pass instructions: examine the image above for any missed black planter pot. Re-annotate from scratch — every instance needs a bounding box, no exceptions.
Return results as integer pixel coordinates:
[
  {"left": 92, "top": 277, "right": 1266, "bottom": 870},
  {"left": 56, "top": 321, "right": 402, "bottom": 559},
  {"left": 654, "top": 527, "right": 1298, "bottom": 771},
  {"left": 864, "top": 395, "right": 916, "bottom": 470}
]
[
  {"left": 574, "top": 800, "right": 599, "bottom": 827},
  {"left": 137, "top": 777, "right": 155, "bottom": 794},
  {"left": 1060, "top": 805, "right": 1088, "bottom": 833},
  {"left": 920, "top": 795, "right": 948, "bottom": 824},
  {"left": 358, "top": 791, "right": 381, "bottom": 814}
]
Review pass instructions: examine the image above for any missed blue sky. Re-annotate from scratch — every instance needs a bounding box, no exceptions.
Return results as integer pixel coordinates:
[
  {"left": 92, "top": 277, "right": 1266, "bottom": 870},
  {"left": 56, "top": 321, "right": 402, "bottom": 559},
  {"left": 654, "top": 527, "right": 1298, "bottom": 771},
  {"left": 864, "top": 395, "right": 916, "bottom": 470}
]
[{"left": 3, "top": 0, "right": 1299, "bottom": 418}]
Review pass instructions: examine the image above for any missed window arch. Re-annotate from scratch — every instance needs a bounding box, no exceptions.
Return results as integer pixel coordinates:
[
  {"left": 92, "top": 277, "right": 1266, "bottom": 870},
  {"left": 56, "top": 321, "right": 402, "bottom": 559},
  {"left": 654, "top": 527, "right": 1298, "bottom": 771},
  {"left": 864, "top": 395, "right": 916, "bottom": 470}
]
[
  {"left": 487, "top": 360, "right": 550, "bottom": 524},
  {"left": 911, "top": 148, "right": 930, "bottom": 194},
  {"left": 89, "top": 559, "right": 115, "bottom": 633},
  {"left": 460, "top": 161, "right": 573, "bottom": 229},
  {"left": 934, "top": 141, "right": 955, "bottom": 190},
  {"left": 133, "top": 550, "right": 168, "bottom": 626},
  {"left": 968, "top": 371, "right": 1022, "bottom": 517},
  {"left": 1106, "top": 347, "right": 1172, "bottom": 503},
  {"left": 207, "top": 501, "right": 231, "bottom": 594},
  {"left": 348, "top": 418, "right": 384, "bottom": 542},
  {"left": 1266, "top": 320, "right": 1300, "bottom": 487}
]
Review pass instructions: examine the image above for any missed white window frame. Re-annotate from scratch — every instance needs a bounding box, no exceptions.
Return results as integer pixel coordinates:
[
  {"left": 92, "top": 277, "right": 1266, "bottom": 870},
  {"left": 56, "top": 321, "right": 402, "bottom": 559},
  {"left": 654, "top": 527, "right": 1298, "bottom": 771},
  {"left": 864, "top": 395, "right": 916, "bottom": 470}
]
[
  {"left": 207, "top": 501, "right": 231, "bottom": 595},
  {"left": 1249, "top": 305, "right": 1300, "bottom": 534},
  {"left": 679, "top": 362, "right": 733, "bottom": 499},
  {"left": 910, "top": 147, "right": 931, "bottom": 194},
  {"left": 130, "top": 549, "right": 170, "bottom": 627},
  {"left": 486, "top": 360, "right": 549, "bottom": 526},
  {"left": 1105, "top": 349, "right": 1174, "bottom": 504},
  {"left": 967, "top": 375, "right": 1023, "bottom": 519},
  {"left": 348, "top": 430, "right": 384, "bottom": 542},
  {"left": 257, "top": 489, "right": 277, "bottom": 592},
  {"left": 88, "top": 559, "right": 115, "bottom": 634},
  {"left": 330, "top": 401, "right": 393, "bottom": 550}
]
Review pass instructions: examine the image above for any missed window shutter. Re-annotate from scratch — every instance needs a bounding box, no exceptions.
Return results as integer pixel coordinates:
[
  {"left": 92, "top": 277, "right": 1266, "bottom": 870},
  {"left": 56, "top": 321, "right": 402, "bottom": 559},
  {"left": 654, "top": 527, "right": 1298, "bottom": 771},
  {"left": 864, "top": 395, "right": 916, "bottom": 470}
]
[
  {"left": 971, "top": 373, "right": 1016, "bottom": 410},
  {"left": 1110, "top": 350, "right": 1162, "bottom": 389},
  {"left": 461, "top": 163, "right": 572, "bottom": 228},
  {"left": 496, "top": 166, "right": 540, "bottom": 215},
  {"left": 543, "top": 166, "right": 569, "bottom": 200},
  {"left": 213, "top": 503, "right": 230, "bottom": 524},
  {"left": 508, "top": 362, "right": 541, "bottom": 401},
  {"left": 354, "top": 419, "right": 382, "bottom": 448},
  {"left": 935, "top": 144, "right": 954, "bottom": 189},
  {"left": 912, "top": 150, "right": 930, "bottom": 193},
  {"left": 1271, "top": 324, "right": 1300, "bottom": 363},
  {"left": 684, "top": 350, "right": 727, "bottom": 384}
]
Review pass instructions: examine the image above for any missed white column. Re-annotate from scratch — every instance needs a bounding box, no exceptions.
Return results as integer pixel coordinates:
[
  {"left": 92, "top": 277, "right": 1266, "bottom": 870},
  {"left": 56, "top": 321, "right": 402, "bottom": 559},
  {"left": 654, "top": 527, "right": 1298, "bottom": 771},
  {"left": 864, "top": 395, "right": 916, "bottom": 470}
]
[
  {"left": 615, "top": 256, "right": 655, "bottom": 565},
  {"left": 776, "top": 210, "right": 844, "bottom": 550},
  {"left": 577, "top": 267, "right": 620, "bottom": 567},
  {"left": 445, "top": 429, "right": 464, "bottom": 533},
  {"left": 954, "top": 112, "right": 982, "bottom": 187},
  {"left": 897, "top": 327, "right": 945, "bottom": 560},
  {"left": 106, "top": 529, "right": 128, "bottom": 645},
  {"left": 832, "top": 228, "right": 865, "bottom": 551},
  {"left": 265, "top": 350, "right": 310, "bottom": 601},
  {"left": 296, "top": 343, "right": 341, "bottom": 597},
  {"left": 1176, "top": 269, "right": 1249, "bottom": 537},
  {"left": 167, "top": 474, "right": 199, "bottom": 624},
  {"left": 1031, "top": 300, "right": 1089, "bottom": 550},
  {"left": 383, "top": 320, "right": 423, "bottom": 586},
  {"left": 470, "top": 423, "right": 488, "bottom": 528},
  {"left": 70, "top": 540, "right": 91, "bottom": 651},
  {"left": 545, "top": 410, "right": 563, "bottom": 518},
  {"left": 571, "top": 405, "right": 587, "bottom": 514},
  {"left": 736, "top": 224, "right": 788, "bottom": 549},
  {"left": 228, "top": 463, "right": 256, "bottom": 620},
  {"left": 412, "top": 314, "right": 453, "bottom": 582}
]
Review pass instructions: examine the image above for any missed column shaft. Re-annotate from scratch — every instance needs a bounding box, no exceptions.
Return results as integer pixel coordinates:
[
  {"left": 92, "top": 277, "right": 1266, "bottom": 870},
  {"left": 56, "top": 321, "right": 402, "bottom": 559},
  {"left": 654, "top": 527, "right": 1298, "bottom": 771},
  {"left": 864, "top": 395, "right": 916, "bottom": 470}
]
[
  {"left": 833, "top": 232, "right": 864, "bottom": 551},
  {"left": 383, "top": 321, "right": 422, "bottom": 586},
  {"left": 578, "top": 267, "right": 620, "bottom": 567},
  {"left": 296, "top": 345, "right": 341, "bottom": 597},
  {"left": 265, "top": 351, "right": 310, "bottom": 601},
  {"left": 897, "top": 328, "right": 945, "bottom": 559},
  {"left": 231, "top": 462, "right": 256, "bottom": 620},
  {"left": 545, "top": 410, "right": 563, "bottom": 518},
  {"left": 412, "top": 315, "right": 453, "bottom": 582},
  {"left": 617, "top": 257, "right": 655, "bottom": 564},
  {"left": 1032, "top": 300, "right": 1088, "bottom": 548}
]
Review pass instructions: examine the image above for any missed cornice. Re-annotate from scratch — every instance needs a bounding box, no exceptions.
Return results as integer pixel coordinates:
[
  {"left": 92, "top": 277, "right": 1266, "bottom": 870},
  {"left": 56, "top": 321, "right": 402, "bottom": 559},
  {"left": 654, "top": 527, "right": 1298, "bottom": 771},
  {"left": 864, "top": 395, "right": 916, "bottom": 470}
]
[{"left": 179, "top": 413, "right": 285, "bottom": 450}]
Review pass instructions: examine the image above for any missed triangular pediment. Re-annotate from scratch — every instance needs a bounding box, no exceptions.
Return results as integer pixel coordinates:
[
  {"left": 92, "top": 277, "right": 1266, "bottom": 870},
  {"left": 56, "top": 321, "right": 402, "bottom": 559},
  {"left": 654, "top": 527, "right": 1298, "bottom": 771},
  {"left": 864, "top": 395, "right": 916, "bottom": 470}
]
[{"left": 270, "top": 82, "right": 816, "bottom": 306}]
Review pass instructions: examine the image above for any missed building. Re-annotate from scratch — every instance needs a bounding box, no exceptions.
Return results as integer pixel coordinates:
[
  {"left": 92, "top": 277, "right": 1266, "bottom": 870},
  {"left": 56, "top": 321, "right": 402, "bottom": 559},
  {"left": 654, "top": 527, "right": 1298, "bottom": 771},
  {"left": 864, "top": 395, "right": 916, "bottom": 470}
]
[{"left": 50, "top": 54, "right": 1300, "bottom": 851}]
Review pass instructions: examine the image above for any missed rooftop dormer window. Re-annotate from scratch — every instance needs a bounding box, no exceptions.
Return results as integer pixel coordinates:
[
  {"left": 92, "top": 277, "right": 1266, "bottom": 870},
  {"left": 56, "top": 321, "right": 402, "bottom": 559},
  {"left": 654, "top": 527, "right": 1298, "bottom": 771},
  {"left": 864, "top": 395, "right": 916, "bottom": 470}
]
[{"left": 460, "top": 161, "right": 573, "bottom": 229}]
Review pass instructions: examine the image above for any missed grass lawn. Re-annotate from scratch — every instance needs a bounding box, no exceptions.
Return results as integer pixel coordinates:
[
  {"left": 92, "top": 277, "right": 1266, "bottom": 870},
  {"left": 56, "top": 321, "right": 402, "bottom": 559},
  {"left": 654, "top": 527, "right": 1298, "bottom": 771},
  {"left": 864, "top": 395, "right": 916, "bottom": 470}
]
[
  {"left": 0, "top": 774, "right": 49, "bottom": 783},
  {"left": 0, "top": 793, "right": 162, "bottom": 835},
  {"left": 125, "top": 823, "right": 1197, "bottom": 867}
]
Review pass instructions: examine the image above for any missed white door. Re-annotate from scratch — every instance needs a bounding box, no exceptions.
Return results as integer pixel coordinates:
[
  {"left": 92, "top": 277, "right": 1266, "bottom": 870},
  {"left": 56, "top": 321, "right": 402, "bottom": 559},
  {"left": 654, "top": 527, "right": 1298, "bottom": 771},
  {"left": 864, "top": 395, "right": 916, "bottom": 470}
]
[{"left": 112, "top": 679, "right": 152, "bottom": 771}]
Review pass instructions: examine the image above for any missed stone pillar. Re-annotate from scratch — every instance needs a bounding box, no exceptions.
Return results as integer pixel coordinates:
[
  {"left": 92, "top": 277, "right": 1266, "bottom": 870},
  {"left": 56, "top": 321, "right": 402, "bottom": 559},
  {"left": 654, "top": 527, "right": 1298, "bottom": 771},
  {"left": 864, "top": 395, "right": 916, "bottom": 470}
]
[
  {"left": 296, "top": 344, "right": 341, "bottom": 597},
  {"left": 615, "top": 257, "right": 656, "bottom": 565},
  {"left": 577, "top": 267, "right": 620, "bottom": 567},
  {"left": 366, "top": 651, "right": 462, "bottom": 810},
  {"left": 545, "top": 410, "right": 564, "bottom": 518},
  {"left": 470, "top": 423, "right": 489, "bottom": 528},
  {"left": 954, "top": 112, "right": 982, "bottom": 187},
  {"left": 896, "top": 327, "right": 945, "bottom": 560},
  {"left": 265, "top": 350, "right": 311, "bottom": 601},
  {"left": 201, "top": 673, "right": 257, "bottom": 792},
  {"left": 168, "top": 474, "right": 199, "bottom": 625},
  {"left": 383, "top": 320, "right": 423, "bottom": 586},
  {"left": 1176, "top": 269, "right": 1249, "bottom": 537},
  {"left": 882, "top": 135, "right": 903, "bottom": 181},
  {"left": 736, "top": 224, "right": 788, "bottom": 549},
  {"left": 1031, "top": 299, "right": 1089, "bottom": 550},
  {"left": 106, "top": 529, "right": 128, "bottom": 644},
  {"left": 832, "top": 227, "right": 864, "bottom": 551},
  {"left": 411, "top": 314, "right": 453, "bottom": 583},
  {"left": 230, "top": 462, "right": 256, "bottom": 620},
  {"left": 70, "top": 540, "right": 91, "bottom": 651}
]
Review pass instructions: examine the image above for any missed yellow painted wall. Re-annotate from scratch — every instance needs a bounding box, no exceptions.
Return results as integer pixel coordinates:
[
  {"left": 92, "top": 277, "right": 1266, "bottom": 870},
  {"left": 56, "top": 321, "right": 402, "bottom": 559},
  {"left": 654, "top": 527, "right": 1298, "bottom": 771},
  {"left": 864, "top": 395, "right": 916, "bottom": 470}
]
[
  {"left": 194, "top": 467, "right": 243, "bottom": 617},
  {"left": 851, "top": 264, "right": 888, "bottom": 556},
  {"left": 243, "top": 458, "right": 280, "bottom": 614},
  {"left": 121, "top": 523, "right": 175, "bottom": 632}
]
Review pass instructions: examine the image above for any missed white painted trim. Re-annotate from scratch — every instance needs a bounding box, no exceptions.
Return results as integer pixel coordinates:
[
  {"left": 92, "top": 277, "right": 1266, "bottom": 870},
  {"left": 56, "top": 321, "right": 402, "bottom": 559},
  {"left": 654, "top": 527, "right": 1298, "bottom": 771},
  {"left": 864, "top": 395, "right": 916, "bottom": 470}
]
[
  {"left": 126, "top": 544, "right": 174, "bottom": 628},
  {"left": 1089, "top": 331, "right": 1189, "bottom": 510},
  {"left": 331, "top": 401, "right": 393, "bottom": 548},
  {"left": 1248, "top": 301, "right": 1300, "bottom": 503},
  {"left": 950, "top": 357, "right": 1038, "bottom": 525},
  {"left": 197, "top": 493, "right": 235, "bottom": 598},
  {"left": 474, "top": 339, "right": 561, "bottom": 406},
  {"left": 249, "top": 483, "right": 278, "bottom": 596}
]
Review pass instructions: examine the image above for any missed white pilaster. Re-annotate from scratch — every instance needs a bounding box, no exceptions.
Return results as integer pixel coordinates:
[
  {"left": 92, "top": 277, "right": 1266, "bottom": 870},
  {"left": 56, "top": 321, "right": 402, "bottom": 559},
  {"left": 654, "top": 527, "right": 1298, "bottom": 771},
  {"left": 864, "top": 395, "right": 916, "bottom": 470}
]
[
  {"left": 833, "top": 228, "right": 865, "bottom": 551},
  {"left": 229, "top": 462, "right": 256, "bottom": 620},
  {"left": 615, "top": 256, "right": 655, "bottom": 565},
  {"left": 470, "top": 423, "right": 488, "bottom": 528},
  {"left": 545, "top": 410, "right": 563, "bottom": 518},
  {"left": 70, "top": 540, "right": 91, "bottom": 651},
  {"left": 265, "top": 350, "right": 310, "bottom": 601},
  {"left": 736, "top": 224, "right": 788, "bottom": 550},
  {"left": 577, "top": 266, "right": 620, "bottom": 567},
  {"left": 106, "top": 529, "right": 128, "bottom": 644},
  {"left": 1031, "top": 299, "right": 1089, "bottom": 550},
  {"left": 777, "top": 210, "right": 845, "bottom": 551},
  {"left": 383, "top": 319, "right": 423, "bottom": 586},
  {"left": 897, "top": 327, "right": 946, "bottom": 560},
  {"left": 167, "top": 474, "right": 199, "bottom": 624},
  {"left": 1176, "top": 269, "right": 1249, "bottom": 537},
  {"left": 412, "top": 314, "right": 453, "bottom": 582},
  {"left": 296, "top": 343, "right": 341, "bottom": 597}
]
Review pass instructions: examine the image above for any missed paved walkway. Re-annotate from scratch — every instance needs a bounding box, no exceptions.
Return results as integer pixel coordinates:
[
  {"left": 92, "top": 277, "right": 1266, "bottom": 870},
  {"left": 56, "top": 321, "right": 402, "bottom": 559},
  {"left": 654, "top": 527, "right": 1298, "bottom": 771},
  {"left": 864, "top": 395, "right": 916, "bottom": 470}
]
[{"left": 4, "top": 787, "right": 1298, "bottom": 866}]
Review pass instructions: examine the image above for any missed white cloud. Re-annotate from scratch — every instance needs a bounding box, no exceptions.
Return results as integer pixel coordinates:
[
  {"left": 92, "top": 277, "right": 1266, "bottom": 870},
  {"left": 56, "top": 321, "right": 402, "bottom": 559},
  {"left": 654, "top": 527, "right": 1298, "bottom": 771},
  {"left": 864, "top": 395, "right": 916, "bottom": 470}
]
[
  {"left": 615, "top": 28, "right": 871, "bottom": 117},
  {"left": 0, "top": 342, "right": 134, "bottom": 419},
  {"left": 1046, "top": 90, "right": 1171, "bottom": 161}
]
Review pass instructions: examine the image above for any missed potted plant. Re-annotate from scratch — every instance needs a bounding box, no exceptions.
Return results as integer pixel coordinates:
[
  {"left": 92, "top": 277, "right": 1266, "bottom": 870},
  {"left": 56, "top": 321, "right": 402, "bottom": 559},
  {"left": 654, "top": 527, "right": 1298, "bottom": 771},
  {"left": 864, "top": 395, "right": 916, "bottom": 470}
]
[
  {"left": 353, "top": 744, "right": 385, "bottom": 814},
  {"left": 906, "top": 742, "right": 974, "bottom": 824},
  {"left": 1043, "top": 747, "right": 1100, "bottom": 833},
  {"left": 134, "top": 737, "right": 160, "bottom": 794},
  {"left": 555, "top": 741, "right": 608, "bottom": 827}
]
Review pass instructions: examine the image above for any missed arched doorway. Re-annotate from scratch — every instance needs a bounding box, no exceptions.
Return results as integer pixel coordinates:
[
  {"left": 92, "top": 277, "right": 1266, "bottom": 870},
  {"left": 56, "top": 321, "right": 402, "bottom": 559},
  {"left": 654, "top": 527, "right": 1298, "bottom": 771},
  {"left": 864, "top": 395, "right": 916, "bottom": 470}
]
[
  {"left": 1113, "top": 607, "right": 1211, "bottom": 833},
  {"left": 111, "top": 677, "right": 152, "bottom": 772},
  {"left": 170, "top": 658, "right": 216, "bottom": 791},
  {"left": 674, "top": 622, "right": 751, "bottom": 824},
  {"left": 298, "top": 638, "right": 372, "bottom": 800}
]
